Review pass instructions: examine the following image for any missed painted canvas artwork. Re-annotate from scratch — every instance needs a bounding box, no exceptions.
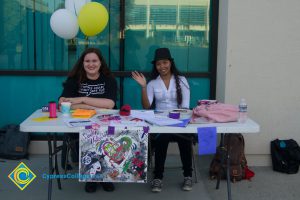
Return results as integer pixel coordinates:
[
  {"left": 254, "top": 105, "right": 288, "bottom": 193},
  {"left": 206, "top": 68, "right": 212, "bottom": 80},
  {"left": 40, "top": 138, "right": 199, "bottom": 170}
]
[{"left": 79, "top": 126, "right": 149, "bottom": 183}]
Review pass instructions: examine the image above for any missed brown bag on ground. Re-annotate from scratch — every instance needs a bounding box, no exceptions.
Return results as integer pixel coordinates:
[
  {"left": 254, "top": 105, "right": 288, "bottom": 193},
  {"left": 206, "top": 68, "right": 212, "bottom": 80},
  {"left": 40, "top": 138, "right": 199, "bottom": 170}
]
[{"left": 209, "top": 133, "right": 247, "bottom": 182}]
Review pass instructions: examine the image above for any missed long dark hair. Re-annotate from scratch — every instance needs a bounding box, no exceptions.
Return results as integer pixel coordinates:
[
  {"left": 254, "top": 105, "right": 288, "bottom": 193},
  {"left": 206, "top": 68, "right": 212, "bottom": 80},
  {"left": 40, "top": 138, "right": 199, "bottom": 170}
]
[
  {"left": 68, "top": 48, "right": 113, "bottom": 84},
  {"left": 150, "top": 59, "right": 183, "bottom": 108}
]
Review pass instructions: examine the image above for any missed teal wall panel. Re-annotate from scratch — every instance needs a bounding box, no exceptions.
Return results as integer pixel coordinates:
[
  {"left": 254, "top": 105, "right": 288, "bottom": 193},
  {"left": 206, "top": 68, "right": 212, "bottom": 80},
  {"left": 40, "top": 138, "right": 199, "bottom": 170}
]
[
  {"left": 0, "top": 76, "right": 66, "bottom": 127},
  {"left": 123, "top": 78, "right": 144, "bottom": 109},
  {"left": 189, "top": 78, "right": 210, "bottom": 108}
]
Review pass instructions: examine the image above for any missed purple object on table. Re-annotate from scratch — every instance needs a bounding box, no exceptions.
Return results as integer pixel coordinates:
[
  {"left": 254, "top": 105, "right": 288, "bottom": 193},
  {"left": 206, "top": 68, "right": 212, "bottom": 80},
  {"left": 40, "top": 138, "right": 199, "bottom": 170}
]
[
  {"left": 108, "top": 126, "right": 115, "bottom": 135},
  {"left": 168, "top": 111, "right": 180, "bottom": 119},
  {"left": 143, "top": 126, "right": 149, "bottom": 133},
  {"left": 85, "top": 125, "right": 92, "bottom": 129}
]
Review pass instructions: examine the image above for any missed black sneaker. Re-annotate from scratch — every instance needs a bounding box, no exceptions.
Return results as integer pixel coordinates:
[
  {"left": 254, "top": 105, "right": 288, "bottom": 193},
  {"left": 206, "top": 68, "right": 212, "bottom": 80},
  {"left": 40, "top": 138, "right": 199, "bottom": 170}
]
[
  {"left": 151, "top": 179, "right": 162, "bottom": 193},
  {"left": 182, "top": 177, "right": 193, "bottom": 191},
  {"left": 85, "top": 182, "right": 97, "bottom": 193},
  {"left": 102, "top": 182, "right": 115, "bottom": 192}
]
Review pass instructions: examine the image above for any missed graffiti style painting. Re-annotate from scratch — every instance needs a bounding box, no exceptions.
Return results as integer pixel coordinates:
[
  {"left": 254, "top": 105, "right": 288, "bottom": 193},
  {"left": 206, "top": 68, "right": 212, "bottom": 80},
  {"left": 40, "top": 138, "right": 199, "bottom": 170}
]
[{"left": 79, "top": 126, "right": 149, "bottom": 183}]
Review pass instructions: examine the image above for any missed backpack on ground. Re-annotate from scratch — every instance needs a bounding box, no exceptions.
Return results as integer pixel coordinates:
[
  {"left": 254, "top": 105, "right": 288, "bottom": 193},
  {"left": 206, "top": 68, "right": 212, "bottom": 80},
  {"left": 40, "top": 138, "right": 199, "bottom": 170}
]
[
  {"left": 209, "top": 133, "right": 251, "bottom": 182},
  {"left": 271, "top": 139, "right": 300, "bottom": 174},
  {"left": 0, "top": 124, "right": 30, "bottom": 159}
]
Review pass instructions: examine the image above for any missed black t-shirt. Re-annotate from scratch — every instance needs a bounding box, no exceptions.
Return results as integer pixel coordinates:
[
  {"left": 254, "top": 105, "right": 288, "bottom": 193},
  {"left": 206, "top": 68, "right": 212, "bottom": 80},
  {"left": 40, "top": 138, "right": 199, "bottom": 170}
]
[{"left": 60, "top": 75, "right": 118, "bottom": 105}]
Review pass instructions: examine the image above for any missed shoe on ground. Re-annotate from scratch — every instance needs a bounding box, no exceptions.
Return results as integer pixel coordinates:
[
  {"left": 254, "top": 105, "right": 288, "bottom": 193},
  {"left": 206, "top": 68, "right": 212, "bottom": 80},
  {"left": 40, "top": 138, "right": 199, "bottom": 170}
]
[
  {"left": 102, "top": 182, "right": 115, "bottom": 192},
  {"left": 151, "top": 179, "right": 162, "bottom": 193},
  {"left": 85, "top": 182, "right": 97, "bottom": 193},
  {"left": 182, "top": 177, "right": 193, "bottom": 191}
]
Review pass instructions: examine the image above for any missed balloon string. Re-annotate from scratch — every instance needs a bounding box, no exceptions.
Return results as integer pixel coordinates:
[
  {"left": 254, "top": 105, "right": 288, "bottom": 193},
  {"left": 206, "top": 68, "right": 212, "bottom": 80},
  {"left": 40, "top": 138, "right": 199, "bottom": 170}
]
[{"left": 85, "top": 36, "right": 89, "bottom": 49}]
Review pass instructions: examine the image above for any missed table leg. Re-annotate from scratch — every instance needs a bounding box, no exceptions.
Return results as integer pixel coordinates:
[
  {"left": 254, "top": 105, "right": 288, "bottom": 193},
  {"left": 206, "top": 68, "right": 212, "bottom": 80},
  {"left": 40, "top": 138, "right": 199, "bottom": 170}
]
[
  {"left": 47, "top": 133, "right": 53, "bottom": 200},
  {"left": 53, "top": 135, "right": 62, "bottom": 189},
  {"left": 226, "top": 151, "right": 232, "bottom": 200},
  {"left": 47, "top": 133, "right": 64, "bottom": 200},
  {"left": 215, "top": 133, "right": 232, "bottom": 200},
  {"left": 216, "top": 133, "right": 224, "bottom": 189}
]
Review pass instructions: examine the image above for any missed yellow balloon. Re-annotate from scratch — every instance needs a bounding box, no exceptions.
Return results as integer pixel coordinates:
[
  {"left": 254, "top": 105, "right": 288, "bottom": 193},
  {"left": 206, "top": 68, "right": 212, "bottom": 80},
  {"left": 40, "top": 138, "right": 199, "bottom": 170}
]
[{"left": 78, "top": 2, "right": 109, "bottom": 37}]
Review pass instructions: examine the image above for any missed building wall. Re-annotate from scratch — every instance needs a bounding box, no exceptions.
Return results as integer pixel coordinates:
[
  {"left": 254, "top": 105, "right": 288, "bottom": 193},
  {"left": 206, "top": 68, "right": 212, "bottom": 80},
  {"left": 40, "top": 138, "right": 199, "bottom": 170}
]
[{"left": 217, "top": 0, "right": 300, "bottom": 165}]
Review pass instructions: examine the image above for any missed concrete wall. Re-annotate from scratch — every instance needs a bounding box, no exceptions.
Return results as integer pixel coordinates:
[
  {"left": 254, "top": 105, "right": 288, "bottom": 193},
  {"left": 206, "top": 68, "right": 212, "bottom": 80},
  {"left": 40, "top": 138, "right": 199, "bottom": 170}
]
[{"left": 217, "top": 0, "right": 300, "bottom": 165}]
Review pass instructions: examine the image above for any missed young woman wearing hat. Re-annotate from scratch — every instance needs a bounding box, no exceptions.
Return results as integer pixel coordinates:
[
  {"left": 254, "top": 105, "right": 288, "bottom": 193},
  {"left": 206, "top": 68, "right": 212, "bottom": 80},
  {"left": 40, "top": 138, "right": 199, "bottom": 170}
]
[{"left": 131, "top": 48, "right": 193, "bottom": 192}]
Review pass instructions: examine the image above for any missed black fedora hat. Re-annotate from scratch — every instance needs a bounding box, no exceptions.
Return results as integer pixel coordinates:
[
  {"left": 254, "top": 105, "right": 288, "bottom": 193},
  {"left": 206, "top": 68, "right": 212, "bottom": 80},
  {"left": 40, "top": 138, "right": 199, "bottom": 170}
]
[{"left": 151, "top": 48, "right": 173, "bottom": 64}]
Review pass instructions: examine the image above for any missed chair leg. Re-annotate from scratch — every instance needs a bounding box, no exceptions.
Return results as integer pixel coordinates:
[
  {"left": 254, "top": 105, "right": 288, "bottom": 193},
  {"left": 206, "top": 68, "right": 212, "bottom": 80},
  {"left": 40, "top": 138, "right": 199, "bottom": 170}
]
[
  {"left": 61, "top": 135, "right": 68, "bottom": 171},
  {"left": 61, "top": 134, "right": 74, "bottom": 174},
  {"left": 147, "top": 138, "right": 154, "bottom": 181},
  {"left": 69, "top": 137, "right": 79, "bottom": 163},
  {"left": 192, "top": 144, "right": 199, "bottom": 183},
  {"left": 64, "top": 140, "right": 71, "bottom": 174},
  {"left": 148, "top": 140, "right": 152, "bottom": 169}
]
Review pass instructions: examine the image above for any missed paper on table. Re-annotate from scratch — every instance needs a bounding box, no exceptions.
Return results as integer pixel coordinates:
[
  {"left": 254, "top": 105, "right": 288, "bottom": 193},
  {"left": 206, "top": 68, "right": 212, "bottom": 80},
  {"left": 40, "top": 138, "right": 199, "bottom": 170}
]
[
  {"left": 144, "top": 115, "right": 182, "bottom": 126},
  {"left": 98, "top": 109, "right": 119, "bottom": 115},
  {"left": 109, "top": 120, "right": 148, "bottom": 127},
  {"left": 197, "top": 127, "right": 217, "bottom": 155},
  {"left": 72, "top": 109, "right": 96, "bottom": 118},
  {"left": 131, "top": 110, "right": 155, "bottom": 119},
  {"left": 32, "top": 116, "right": 56, "bottom": 122},
  {"left": 64, "top": 119, "right": 93, "bottom": 127},
  {"left": 167, "top": 118, "right": 191, "bottom": 127}
]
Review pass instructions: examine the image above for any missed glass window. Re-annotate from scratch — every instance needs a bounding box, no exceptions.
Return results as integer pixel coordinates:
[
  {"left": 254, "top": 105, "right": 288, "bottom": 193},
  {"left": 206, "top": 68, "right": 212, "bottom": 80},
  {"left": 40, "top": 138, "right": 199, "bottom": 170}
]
[
  {"left": 124, "top": 0, "right": 210, "bottom": 72},
  {"left": 0, "top": 0, "right": 119, "bottom": 71},
  {"left": 0, "top": 0, "right": 212, "bottom": 73}
]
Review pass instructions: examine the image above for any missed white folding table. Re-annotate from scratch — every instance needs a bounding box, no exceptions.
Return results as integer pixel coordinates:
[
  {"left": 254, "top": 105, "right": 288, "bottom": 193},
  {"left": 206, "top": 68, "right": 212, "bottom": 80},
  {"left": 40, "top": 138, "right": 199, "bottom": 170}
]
[{"left": 20, "top": 109, "right": 260, "bottom": 200}]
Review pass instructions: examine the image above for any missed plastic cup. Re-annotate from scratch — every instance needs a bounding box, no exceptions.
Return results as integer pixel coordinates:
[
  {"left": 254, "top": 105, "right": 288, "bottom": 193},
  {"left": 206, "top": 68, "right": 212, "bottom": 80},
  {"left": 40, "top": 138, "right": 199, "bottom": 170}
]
[{"left": 61, "top": 102, "right": 71, "bottom": 116}]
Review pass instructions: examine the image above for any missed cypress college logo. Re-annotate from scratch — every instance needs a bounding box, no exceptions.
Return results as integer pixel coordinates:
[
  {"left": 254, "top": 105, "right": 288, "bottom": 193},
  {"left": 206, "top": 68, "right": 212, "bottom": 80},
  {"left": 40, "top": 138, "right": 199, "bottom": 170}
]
[{"left": 8, "top": 162, "right": 36, "bottom": 190}]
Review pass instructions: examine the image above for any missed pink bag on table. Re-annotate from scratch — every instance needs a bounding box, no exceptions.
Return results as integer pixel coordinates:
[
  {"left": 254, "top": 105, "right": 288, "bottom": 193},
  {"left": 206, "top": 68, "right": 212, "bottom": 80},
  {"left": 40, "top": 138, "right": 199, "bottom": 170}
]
[{"left": 192, "top": 103, "right": 239, "bottom": 123}]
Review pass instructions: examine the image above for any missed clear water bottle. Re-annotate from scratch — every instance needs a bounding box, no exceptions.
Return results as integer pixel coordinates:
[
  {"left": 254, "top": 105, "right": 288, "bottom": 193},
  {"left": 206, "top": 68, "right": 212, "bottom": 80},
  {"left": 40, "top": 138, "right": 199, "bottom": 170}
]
[{"left": 238, "top": 98, "right": 247, "bottom": 123}]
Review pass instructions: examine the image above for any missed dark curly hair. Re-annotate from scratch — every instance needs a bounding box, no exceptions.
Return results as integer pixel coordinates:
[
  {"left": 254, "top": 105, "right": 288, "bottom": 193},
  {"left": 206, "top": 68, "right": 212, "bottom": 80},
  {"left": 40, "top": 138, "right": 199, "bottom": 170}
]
[
  {"left": 68, "top": 48, "right": 113, "bottom": 84},
  {"left": 150, "top": 59, "right": 183, "bottom": 108}
]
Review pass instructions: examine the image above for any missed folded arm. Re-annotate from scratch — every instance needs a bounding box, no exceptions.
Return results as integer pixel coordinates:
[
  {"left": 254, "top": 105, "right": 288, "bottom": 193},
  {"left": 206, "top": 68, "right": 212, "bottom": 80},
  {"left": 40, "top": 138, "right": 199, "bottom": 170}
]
[{"left": 59, "top": 97, "right": 115, "bottom": 109}]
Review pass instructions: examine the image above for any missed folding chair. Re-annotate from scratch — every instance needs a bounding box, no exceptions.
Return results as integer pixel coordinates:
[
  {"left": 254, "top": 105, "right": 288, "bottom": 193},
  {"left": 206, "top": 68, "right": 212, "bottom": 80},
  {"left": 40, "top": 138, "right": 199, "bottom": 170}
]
[{"left": 61, "top": 133, "right": 79, "bottom": 173}]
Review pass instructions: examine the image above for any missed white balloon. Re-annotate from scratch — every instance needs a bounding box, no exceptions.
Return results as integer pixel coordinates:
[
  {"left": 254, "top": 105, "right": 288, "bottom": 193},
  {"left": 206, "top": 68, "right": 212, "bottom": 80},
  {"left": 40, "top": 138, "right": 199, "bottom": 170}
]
[
  {"left": 65, "top": 0, "right": 91, "bottom": 16},
  {"left": 50, "top": 9, "right": 79, "bottom": 39}
]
